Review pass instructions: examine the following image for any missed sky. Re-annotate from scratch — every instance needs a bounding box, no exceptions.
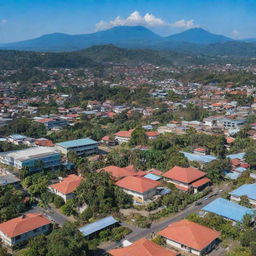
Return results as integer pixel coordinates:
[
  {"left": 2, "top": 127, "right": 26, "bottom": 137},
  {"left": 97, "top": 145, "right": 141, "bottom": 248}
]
[{"left": 1, "top": 0, "right": 256, "bottom": 43}]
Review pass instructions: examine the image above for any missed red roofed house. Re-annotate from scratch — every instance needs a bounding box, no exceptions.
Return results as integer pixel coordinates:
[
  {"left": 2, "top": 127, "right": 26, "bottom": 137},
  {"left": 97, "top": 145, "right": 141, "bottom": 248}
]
[
  {"left": 99, "top": 165, "right": 144, "bottom": 180},
  {"left": 35, "top": 138, "right": 55, "bottom": 147},
  {"left": 193, "top": 148, "right": 206, "bottom": 156},
  {"left": 108, "top": 238, "right": 177, "bottom": 256},
  {"left": 0, "top": 214, "right": 51, "bottom": 246},
  {"left": 145, "top": 131, "right": 160, "bottom": 140},
  {"left": 49, "top": 174, "right": 83, "bottom": 202},
  {"left": 101, "top": 136, "right": 116, "bottom": 146},
  {"left": 163, "top": 166, "right": 211, "bottom": 193},
  {"left": 158, "top": 219, "right": 220, "bottom": 255},
  {"left": 115, "top": 176, "right": 160, "bottom": 203},
  {"left": 114, "top": 129, "right": 134, "bottom": 144}
]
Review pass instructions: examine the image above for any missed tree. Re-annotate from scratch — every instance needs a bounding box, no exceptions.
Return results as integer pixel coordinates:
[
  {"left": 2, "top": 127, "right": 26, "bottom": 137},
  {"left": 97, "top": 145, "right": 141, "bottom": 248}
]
[{"left": 129, "top": 128, "right": 148, "bottom": 146}]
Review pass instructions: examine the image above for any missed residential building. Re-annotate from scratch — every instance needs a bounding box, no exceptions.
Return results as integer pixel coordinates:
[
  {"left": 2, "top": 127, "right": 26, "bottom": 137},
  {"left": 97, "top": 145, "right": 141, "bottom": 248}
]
[
  {"left": 0, "top": 214, "right": 51, "bottom": 246},
  {"left": 229, "top": 184, "right": 256, "bottom": 206},
  {"left": 0, "top": 147, "right": 61, "bottom": 171},
  {"left": 217, "top": 117, "right": 245, "bottom": 129},
  {"left": 56, "top": 138, "right": 99, "bottom": 156},
  {"left": 202, "top": 198, "right": 255, "bottom": 223},
  {"left": 108, "top": 238, "right": 177, "bottom": 256},
  {"left": 98, "top": 165, "right": 144, "bottom": 180},
  {"left": 163, "top": 166, "right": 210, "bottom": 193},
  {"left": 49, "top": 174, "right": 83, "bottom": 202},
  {"left": 145, "top": 131, "right": 160, "bottom": 140},
  {"left": 114, "top": 129, "right": 134, "bottom": 143},
  {"left": 158, "top": 219, "right": 220, "bottom": 256},
  {"left": 115, "top": 176, "right": 160, "bottom": 202},
  {"left": 79, "top": 216, "right": 118, "bottom": 238},
  {"left": 35, "top": 118, "right": 68, "bottom": 130}
]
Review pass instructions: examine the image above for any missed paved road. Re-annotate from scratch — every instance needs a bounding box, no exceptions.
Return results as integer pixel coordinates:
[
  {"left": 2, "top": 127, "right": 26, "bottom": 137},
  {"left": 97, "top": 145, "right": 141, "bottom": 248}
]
[
  {"left": 99, "top": 187, "right": 229, "bottom": 253},
  {"left": 26, "top": 205, "right": 69, "bottom": 226}
]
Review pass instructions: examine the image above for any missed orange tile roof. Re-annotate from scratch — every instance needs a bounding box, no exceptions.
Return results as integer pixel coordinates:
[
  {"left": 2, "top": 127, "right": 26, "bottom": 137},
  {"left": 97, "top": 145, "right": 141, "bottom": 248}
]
[
  {"left": 116, "top": 176, "right": 160, "bottom": 193},
  {"left": 35, "top": 139, "right": 54, "bottom": 147},
  {"left": 146, "top": 131, "right": 160, "bottom": 137},
  {"left": 108, "top": 238, "right": 177, "bottom": 256},
  {"left": 163, "top": 166, "right": 206, "bottom": 184},
  {"left": 49, "top": 174, "right": 83, "bottom": 194},
  {"left": 192, "top": 177, "right": 211, "bottom": 188},
  {"left": 115, "top": 129, "right": 134, "bottom": 138},
  {"left": 99, "top": 165, "right": 141, "bottom": 180},
  {"left": 36, "top": 118, "right": 54, "bottom": 123},
  {"left": 158, "top": 220, "right": 220, "bottom": 251},
  {"left": 0, "top": 214, "right": 51, "bottom": 238},
  {"left": 226, "top": 137, "right": 235, "bottom": 144}
]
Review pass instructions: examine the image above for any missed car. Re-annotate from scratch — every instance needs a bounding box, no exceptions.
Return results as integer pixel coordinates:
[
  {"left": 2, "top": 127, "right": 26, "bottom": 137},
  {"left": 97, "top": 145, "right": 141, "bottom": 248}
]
[{"left": 195, "top": 201, "right": 202, "bottom": 206}]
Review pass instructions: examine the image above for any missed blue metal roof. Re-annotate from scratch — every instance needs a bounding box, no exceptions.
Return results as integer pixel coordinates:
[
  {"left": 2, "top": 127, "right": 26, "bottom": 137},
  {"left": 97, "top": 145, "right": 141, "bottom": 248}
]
[
  {"left": 144, "top": 173, "right": 161, "bottom": 181},
  {"left": 234, "top": 167, "right": 247, "bottom": 173},
  {"left": 230, "top": 184, "right": 256, "bottom": 200},
  {"left": 56, "top": 138, "right": 98, "bottom": 149},
  {"left": 79, "top": 216, "right": 118, "bottom": 237},
  {"left": 202, "top": 198, "right": 255, "bottom": 222},
  {"left": 180, "top": 151, "right": 217, "bottom": 163},
  {"left": 225, "top": 172, "right": 241, "bottom": 180},
  {"left": 226, "top": 152, "right": 245, "bottom": 160},
  {"left": 10, "top": 134, "right": 27, "bottom": 140}
]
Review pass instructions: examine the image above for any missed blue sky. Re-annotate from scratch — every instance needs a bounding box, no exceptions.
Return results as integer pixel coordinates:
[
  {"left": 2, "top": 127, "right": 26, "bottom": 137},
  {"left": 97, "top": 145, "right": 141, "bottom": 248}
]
[{"left": 0, "top": 0, "right": 256, "bottom": 43}]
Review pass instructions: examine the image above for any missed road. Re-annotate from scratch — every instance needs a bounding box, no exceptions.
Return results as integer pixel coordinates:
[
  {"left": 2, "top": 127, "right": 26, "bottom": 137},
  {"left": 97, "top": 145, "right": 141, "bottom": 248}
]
[
  {"left": 25, "top": 205, "right": 69, "bottom": 226},
  {"left": 99, "top": 186, "right": 229, "bottom": 253}
]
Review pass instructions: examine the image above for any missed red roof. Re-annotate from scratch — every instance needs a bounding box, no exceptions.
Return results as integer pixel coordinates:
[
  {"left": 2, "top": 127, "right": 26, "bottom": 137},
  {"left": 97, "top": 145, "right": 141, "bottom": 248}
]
[
  {"left": 194, "top": 147, "right": 206, "bottom": 152},
  {"left": 231, "top": 158, "right": 241, "bottom": 166},
  {"left": 35, "top": 139, "right": 54, "bottom": 147},
  {"left": 116, "top": 176, "right": 160, "bottom": 193},
  {"left": 36, "top": 118, "right": 54, "bottom": 123},
  {"left": 108, "top": 238, "right": 177, "bottom": 256},
  {"left": 158, "top": 220, "right": 220, "bottom": 251},
  {"left": 163, "top": 166, "right": 206, "bottom": 184},
  {"left": 0, "top": 214, "right": 51, "bottom": 238},
  {"left": 50, "top": 174, "right": 83, "bottom": 194},
  {"left": 146, "top": 131, "right": 160, "bottom": 137},
  {"left": 99, "top": 165, "right": 141, "bottom": 180},
  {"left": 192, "top": 177, "right": 211, "bottom": 188},
  {"left": 115, "top": 129, "right": 134, "bottom": 138}
]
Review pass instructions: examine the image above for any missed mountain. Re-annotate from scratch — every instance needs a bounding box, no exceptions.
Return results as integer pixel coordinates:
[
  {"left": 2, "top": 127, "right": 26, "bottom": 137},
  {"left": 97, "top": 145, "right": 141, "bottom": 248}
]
[
  {"left": 165, "top": 28, "right": 233, "bottom": 44},
  {"left": 0, "top": 26, "right": 162, "bottom": 52}
]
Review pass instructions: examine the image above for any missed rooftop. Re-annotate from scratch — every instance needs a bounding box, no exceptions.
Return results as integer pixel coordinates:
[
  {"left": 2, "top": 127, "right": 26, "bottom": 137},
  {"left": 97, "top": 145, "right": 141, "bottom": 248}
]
[
  {"left": 56, "top": 138, "right": 98, "bottom": 149},
  {"left": 158, "top": 219, "right": 220, "bottom": 251},
  {"left": 230, "top": 184, "right": 256, "bottom": 200},
  {"left": 108, "top": 238, "right": 177, "bottom": 256},
  {"left": 0, "top": 214, "right": 51, "bottom": 238},
  {"left": 79, "top": 216, "right": 118, "bottom": 237},
  {"left": 202, "top": 198, "right": 255, "bottom": 222},
  {"left": 180, "top": 151, "right": 217, "bottom": 163}
]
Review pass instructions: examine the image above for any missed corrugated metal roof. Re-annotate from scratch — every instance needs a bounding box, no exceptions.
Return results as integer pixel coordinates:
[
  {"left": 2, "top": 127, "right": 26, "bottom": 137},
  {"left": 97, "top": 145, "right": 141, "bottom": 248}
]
[
  {"left": 56, "top": 138, "right": 98, "bottom": 149},
  {"left": 225, "top": 172, "right": 241, "bottom": 180},
  {"left": 79, "top": 216, "right": 118, "bottom": 236},
  {"left": 202, "top": 198, "right": 255, "bottom": 222},
  {"left": 226, "top": 152, "right": 245, "bottom": 160},
  {"left": 180, "top": 151, "right": 217, "bottom": 163},
  {"left": 144, "top": 173, "right": 161, "bottom": 181},
  {"left": 234, "top": 167, "right": 247, "bottom": 173},
  {"left": 230, "top": 184, "right": 256, "bottom": 200}
]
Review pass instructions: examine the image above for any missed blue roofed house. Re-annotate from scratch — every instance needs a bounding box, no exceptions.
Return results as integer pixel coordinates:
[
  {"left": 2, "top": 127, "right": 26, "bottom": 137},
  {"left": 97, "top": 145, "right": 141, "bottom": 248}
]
[
  {"left": 79, "top": 216, "right": 118, "bottom": 238},
  {"left": 180, "top": 151, "right": 217, "bottom": 164},
  {"left": 226, "top": 152, "right": 245, "bottom": 160},
  {"left": 202, "top": 198, "right": 255, "bottom": 223},
  {"left": 230, "top": 184, "right": 256, "bottom": 206},
  {"left": 56, "top": 138, "right": 99, "bottom": 156}
]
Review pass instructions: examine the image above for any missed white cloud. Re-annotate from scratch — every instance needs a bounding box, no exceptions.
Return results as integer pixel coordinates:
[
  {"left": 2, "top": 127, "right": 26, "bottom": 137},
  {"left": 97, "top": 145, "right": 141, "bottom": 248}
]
[
  {"left": 1, "top": 19, "right": 7, "bottom": 24},
  {"left": 95, "top": 11, "right": 198, "bottom": 31}
]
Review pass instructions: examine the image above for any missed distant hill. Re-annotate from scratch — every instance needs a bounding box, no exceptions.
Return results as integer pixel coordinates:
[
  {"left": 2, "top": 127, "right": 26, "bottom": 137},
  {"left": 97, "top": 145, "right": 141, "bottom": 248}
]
[
  {"left": 0, "top": 26, "right": 162, "bottom": 52},
  {"left": 165, "top": 28, "right": 232, "bottom": 44}
]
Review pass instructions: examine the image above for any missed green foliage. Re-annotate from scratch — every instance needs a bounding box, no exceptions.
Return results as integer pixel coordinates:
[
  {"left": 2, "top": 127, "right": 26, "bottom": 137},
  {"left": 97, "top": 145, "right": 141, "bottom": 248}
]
[
  {"left": 129, "top": 128, "right": 148, "bottom": 146},
  {"left": 0, "top": 185, "right": 29, "bottom": 222},
  {"left": 0, "top": 142, "right": 28, "bottom": 152}
]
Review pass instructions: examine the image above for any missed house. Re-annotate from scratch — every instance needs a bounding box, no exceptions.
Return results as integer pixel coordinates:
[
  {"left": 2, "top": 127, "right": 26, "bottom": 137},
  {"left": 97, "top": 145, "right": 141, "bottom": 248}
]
[
  {"left": 158, "top": 219, "right": 220, "bottom": 256},
  {"left": 163, "top": 166, "right": 210, "bottom": 193},
  {"left": 229, "top": 184, "right": 256, "bottom": 206},
  {"left": 35, "top": 138, "right": 54, "bottom": 147},
  {"left": 35, "top": 118, "right": 68, "bottom": 130},
  {"left": 202, "top": 198, "right": 255, "bottom": 223},
  {"left": 49, "top": 174, "right": 83, "bottom": 202},
  {"left": 98, "top": 165, "right": 144, "bottom": 180},
  {"left": 101, "top": 136, "right": 116, "bottom": 146},
  {"left": 7, "top": 134, "right": 27, "bottom": 145},
  {"left": 56, "top": 138, "right": 99, "bottom": 156},
  {"left": 115, "top": 176, "right": 160, "bottom": 202},
  {"left": 180, "top": 151, "right": 217, "bottom": 164},
  {"left": 108, "top": 238, "right": 177, "bottom": 256},
  {"left": 0, "top": 147, "right": 61, "bottom": 171},
  {"left": 0, "top": 214, "right": 51, "bottom": 246},
  {"left": 79, "top": 216, "right": 118, "bottom": 239},
  {"left": 145, "top": 131, "right": 160, "bottom": 140},
  {"left": 193, "top": 148, "right": 206, "bottom": 155},
  {"left": 114, "top": 129, "right": 134, "bottom": 144}
]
